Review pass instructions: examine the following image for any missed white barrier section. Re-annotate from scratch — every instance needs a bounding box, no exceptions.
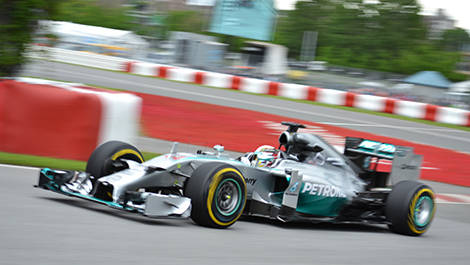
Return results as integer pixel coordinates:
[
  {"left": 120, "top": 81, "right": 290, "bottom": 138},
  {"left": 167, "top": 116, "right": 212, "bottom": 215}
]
[
  {"left": 204, "top": 72, "right": 233, "bottom": 88},
  {"left": 436, "top": 107, "right": 468, "bottom": 125},
  {"left": 167, "top": 67, "right": 196, "bottom": 83},
  {"left": 279, "top": 83, "right": 309, "bottom": 99},
  {"left": 16, "top": 77, "right": 81, "bottom": 87},
  {"left": 132, "top": 62, "right": 157, "bottom": 76},
  {"left": 317, "top": 89, "right": 346, "bottom": 105},
  {"left": 96, "top": 93, "right": 142, "bottom": 145},
  {"left": 394, "top": 100, "right": 426, "bottom": 118},
  {"left": 240, "top": 78, "right": 269, "bottom": 94},
  {"left": 355, "top": 94, "right": 386, "bottom": 112}
]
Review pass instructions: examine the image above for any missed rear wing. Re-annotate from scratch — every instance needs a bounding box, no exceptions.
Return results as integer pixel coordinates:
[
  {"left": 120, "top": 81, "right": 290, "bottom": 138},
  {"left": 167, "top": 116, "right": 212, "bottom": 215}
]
[{"left": 344, "top": 137, "right": 423, "bottom": 186}]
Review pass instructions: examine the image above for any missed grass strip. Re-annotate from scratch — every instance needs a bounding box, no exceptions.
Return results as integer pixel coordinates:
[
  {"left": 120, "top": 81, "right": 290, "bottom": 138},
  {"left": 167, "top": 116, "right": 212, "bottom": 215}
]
[{"left": 0, "top": 151, "right": 159, "bottom": 171}]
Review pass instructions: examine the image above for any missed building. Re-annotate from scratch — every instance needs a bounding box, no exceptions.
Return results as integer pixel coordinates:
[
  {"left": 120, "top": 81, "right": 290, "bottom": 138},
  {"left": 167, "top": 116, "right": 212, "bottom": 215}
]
[
  {"left": 423, "top": 8, "right": 455, "bottom": 39},
  {"left": 137, "top": 0, "right": 214, "bottom": 12},
  {"left": 38, "top": 20, "right": 149, "bottom": 59},
  {"left": 456, "top": 45, "right": 470, "bottom": 77}
]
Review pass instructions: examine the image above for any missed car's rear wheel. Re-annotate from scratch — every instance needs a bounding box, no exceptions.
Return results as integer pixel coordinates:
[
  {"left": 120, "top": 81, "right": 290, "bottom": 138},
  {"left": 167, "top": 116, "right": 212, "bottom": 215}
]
[
  {"left": 184, "top": 162, "right": 247, "bottom": 228},
  {"left": 86, "top": 141, "right": 144, "bottom": 181},
  {"left": 386, "top": 181, "right": 435, "bottom": 236}
]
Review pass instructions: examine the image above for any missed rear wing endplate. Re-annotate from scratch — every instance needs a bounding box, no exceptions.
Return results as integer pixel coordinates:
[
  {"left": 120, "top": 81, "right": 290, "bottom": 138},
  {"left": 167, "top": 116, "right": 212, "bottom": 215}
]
[{"left": 345, "top": 137, "right": 422, "bottom": 185}]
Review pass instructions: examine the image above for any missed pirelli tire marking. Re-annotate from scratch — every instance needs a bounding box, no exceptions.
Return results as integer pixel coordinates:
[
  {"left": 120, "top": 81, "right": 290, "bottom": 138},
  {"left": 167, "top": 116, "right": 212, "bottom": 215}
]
[
  {"left": 206, "top": 168, "right": 247, "bottom": 227},
  {"left": 111, "top": 149, "right": 144, "bottom": 162},
  {"left": 407, "top": 188, "right": 435, "bottom": 235}
]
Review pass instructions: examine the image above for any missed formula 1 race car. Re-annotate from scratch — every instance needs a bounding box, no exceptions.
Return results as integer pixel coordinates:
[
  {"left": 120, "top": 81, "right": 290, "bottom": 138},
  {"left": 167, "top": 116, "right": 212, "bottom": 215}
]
[{"left": 36, "top": 122, "right": 435, "bottom": 236}]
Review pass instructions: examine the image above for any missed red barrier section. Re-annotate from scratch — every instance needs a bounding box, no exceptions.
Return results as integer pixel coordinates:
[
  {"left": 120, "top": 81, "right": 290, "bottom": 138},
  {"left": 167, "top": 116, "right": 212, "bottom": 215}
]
[
  {"left": 0, "top": 80, "right": 102, "bottom": 160},
  {"left": 425, "top": 104, "right": 438, "bottom": 121},
  {"left": 384, "top": 98, "right": 396, "bottom": 114},
  {"left": 194, "top": 72, "right": 205, "bottom": 85},
  {"left": 231, "top": 76, "right": 243, "bottom": 90},
  {"left": 307, "top": 86, "right": 319, "bottom": 101},
  {"left": 124, "top": 61, "right": 133, "bottom": 73},
  {"left": 344, "top": 92, "right": 356, "bottom": 107},
  {"left": 158, "top": 66, "right": 171, "bottom": 78},
  {"left": 268, "top": 82, "right": 280, "bottom": 96},
  {"left": 137, "top": 92, "right": 470, "bottom": 187},
  {"left": 0, "top": 82, "right": 6, "bottom": 142}
]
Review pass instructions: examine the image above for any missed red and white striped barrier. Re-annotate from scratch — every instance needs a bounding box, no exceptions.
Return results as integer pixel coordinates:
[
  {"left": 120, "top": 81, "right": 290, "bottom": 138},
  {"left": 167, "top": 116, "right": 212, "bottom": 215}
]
[
  {"left": 436, "top": 193, "right": 470, "bottom": 204},
  {"left": 123, "top": 61, "right": 470, "bottom": 127},
  {"left": 0, "top": 78, "right": 141, "bottom": 160}
]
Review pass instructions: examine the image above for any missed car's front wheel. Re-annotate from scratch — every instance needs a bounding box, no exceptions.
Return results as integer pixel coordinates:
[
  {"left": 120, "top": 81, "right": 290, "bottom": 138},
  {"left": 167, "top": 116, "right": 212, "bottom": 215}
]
[
  {"left": 184, "top": 162, "right": 247, "bottom": 228},
  {"left": 86, "top": 141, "right": 144, "bottom": 181},
  {"left": 386, "top": 181, "right": 435, "bottom": 236}
]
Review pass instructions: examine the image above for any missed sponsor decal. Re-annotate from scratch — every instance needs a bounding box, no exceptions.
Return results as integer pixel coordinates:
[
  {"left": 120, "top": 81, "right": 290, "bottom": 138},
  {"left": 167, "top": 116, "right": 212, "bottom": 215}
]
[
  {"left": 301, "top": 182, "right": 347, "bottom": 198},
  {"left": 359, "top": 140, "right": 396, "bottom": 153},
  {"left": 289, "top": 182, "right": 299, "bottom": 193},
  {"left": 245, "top": 178, "right": 257, "bottom": 185},
  {"left": 284, "top": 181, "right": 300, "bottom": 196}
]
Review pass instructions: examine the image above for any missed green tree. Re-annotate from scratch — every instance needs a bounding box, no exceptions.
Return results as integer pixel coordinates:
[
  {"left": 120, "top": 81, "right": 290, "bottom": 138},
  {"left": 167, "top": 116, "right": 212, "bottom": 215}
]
[
  {"left": 0, "top": 0, "right": 58, "bottom": 76},
  {"left": 274, "top": 0, "right": 465, "bottom": 80},
  {"left": 50, "top": 0, "right": 133, "bottom": 30},
  {"left": 440, "top": 28, "right": 470, "bottom": 51},
  {"left": 274, "top": 0, "right": 335, "bottom": 58}
]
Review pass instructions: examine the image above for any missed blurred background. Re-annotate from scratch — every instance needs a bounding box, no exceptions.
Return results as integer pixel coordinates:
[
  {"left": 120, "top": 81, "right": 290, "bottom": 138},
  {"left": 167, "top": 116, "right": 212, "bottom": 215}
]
[{"left": 1, "top": 0, "right": 470, "bottom": 109}]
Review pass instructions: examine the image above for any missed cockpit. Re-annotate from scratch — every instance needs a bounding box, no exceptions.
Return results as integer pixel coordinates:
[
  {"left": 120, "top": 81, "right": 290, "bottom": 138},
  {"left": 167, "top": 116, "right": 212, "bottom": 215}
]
[{"left": 240, "top": 122, "right": 350, "bottom": 170}]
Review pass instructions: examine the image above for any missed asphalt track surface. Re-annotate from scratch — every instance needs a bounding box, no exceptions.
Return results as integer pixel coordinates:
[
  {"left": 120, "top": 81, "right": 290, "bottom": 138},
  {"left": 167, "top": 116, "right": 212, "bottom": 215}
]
[
  {"left": 2, "top": 165, "right": 470, "bottom": 265},
  {"left": 1, "top": 60, "right": 467, "bottom": 264}
]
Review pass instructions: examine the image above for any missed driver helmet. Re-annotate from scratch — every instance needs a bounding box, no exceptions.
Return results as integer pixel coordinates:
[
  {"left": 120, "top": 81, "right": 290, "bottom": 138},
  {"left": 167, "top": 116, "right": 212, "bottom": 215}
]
[{"left": 252, "top": 145, "right": 279, "bottom": 167}]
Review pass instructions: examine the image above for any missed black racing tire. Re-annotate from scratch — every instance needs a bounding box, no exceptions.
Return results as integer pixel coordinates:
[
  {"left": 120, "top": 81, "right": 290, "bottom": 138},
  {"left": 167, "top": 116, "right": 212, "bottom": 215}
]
[
  {"left": 386, "top": 181, "right": 436, "bottom": 236},
  {"left": 86, "top": 141, "right": 144, "bottom": 181},
  {"left": 184, "top": 162, "right": 247, "bottom": 229}
]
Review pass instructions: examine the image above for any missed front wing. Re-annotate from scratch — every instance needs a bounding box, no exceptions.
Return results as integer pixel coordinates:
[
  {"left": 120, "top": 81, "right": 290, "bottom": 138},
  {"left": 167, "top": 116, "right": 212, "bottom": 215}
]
[{"left": 35, "top": 168, "right": 191, "bottom": 219}]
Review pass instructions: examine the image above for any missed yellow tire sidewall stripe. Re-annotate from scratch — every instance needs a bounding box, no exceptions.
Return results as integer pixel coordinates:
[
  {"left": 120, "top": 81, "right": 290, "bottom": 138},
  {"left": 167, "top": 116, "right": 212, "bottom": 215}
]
[
  {"left": 407, "top": 188, "right": 435, "bottom": 234},
  {"left": 206, "top": 167, "right": 247, "bottom": 227},
  {"left": 111, "top": 149, "right": 144, "bottom": 163}
]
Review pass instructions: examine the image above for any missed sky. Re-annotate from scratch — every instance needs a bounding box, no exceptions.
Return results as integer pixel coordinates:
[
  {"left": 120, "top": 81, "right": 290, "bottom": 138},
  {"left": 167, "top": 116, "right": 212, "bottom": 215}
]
[{"left": 274, "top": 0, "right": 470, "bottom": 31}]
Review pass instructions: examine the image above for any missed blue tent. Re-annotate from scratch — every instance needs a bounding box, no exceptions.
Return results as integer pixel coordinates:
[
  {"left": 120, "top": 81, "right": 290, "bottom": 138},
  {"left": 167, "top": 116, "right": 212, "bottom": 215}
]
[{"left": 402, "top": 71, "right": 452, "bottom": 89}]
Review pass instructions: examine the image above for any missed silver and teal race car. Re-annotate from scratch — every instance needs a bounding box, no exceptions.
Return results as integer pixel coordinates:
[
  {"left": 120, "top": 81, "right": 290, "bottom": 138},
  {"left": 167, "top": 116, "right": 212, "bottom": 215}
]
[{"left": 36, "top": 122, "right": 435, "bottom": 236}]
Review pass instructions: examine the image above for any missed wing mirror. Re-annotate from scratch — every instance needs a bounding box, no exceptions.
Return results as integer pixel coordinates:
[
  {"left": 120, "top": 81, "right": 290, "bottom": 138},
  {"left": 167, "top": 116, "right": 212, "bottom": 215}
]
[{"left": 213, "top": 145, "right": 224, "bottom": 156}]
